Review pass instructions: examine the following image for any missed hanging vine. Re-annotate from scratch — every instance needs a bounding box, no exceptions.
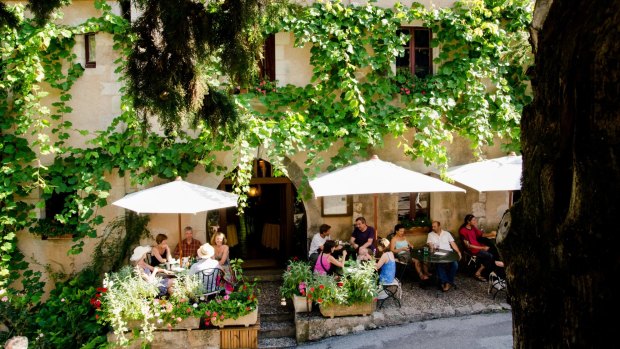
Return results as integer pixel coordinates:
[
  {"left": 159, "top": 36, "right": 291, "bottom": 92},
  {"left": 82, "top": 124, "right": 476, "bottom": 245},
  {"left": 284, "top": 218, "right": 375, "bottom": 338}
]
[{"left": 0, "top": 0, "right": 532, "bottom": 297}]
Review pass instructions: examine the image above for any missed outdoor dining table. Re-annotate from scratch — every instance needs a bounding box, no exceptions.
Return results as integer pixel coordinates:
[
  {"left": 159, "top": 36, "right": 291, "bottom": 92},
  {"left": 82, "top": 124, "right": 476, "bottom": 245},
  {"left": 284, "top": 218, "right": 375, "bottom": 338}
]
[
  {"left": 410, "top": 248, "right": 459, "bottom": 290},
  {"left": 411, "top": 248, "right": 459, "bottom": 264}
]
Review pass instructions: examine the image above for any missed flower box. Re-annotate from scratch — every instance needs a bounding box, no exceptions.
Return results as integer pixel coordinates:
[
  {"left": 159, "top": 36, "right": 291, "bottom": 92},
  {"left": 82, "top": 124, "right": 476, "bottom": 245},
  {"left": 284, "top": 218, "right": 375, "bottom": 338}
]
[
  {"left": 126, "top": 316, "right": 201, "bottom": 330},
  {"left": 404, "top": 227, "right": 430, "bottom": 236},
  {"left": 319, "top": 300, "right": 376, "bottom": 319},
  {"left": 292, "top": 294, "right": 312, "bottom": 313},
  {"left": 211, "top": 308, "right": 258, "bottom": 328}
]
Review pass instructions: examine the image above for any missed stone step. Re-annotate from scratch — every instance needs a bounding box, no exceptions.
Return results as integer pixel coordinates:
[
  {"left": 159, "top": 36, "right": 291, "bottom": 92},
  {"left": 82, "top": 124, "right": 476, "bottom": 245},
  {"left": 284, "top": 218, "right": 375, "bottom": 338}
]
[
  {"left": 258, "top": 336, "right": 298, "bottom": 349},
  {"left": 259, "top": 320, "right": 296, "bottom": 338},
  {"left": 261, "top": 311, "right": 294, "bottom": 322},
  {"left": 245, "top": 268, "right": 283, "bottom": 282}
]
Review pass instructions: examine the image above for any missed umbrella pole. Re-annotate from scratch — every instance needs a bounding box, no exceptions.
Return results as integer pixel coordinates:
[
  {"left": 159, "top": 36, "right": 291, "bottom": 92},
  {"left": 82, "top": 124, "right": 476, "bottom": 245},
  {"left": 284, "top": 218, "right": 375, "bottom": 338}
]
[
  {"left": 373, "top": 194, "right": 378, "bottom": 240},
  {"left": 178, "top": 214, "right": 182, "bottom": 261}
]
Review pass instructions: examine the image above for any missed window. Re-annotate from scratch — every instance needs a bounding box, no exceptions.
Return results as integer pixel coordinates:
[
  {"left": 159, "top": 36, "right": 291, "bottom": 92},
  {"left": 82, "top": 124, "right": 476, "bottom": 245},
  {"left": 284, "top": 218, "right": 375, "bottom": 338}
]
[
  {"left": 85, "top": 33, "right": 96, "bottom": 68},
  {"left": 396, "top": 27, "right": 432, "bottom": 78},
  {"left": 259, "top": 34, "right": 275, "bottom": 81}
]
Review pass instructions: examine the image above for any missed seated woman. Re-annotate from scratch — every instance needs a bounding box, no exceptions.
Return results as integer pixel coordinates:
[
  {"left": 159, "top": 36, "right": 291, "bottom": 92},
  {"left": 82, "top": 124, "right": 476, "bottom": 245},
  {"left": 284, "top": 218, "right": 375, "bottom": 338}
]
[
  {"left": 375, "top": 238, "right": 396, "bottom": 284},
  {"left": 150, "top": 233, "right": 172, "bottom": 267},
  {"left": 389, "top": 224, "right": 430, "bottom": 281},
  {"left": 211, "top": 232, "right": 231, "bottom": 271},
  {"left": 130, "top": 245, "right": 175, "bottom": 297},
  {"left": 314, "top": 240, "right": 347, "bottom": 276}
]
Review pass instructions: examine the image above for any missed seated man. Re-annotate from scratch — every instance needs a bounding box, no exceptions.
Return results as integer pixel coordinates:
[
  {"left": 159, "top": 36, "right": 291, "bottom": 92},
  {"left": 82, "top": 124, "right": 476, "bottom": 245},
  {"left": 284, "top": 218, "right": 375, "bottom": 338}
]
[
  {"left": 427, "top": 221, "right": 462, "bottom": 292},
  {"left": 308, "top": 224, "right": 339, "bottom": 265},
  {"left": 173, "top": 226, "right": 202, "bottom": 259},
  {"left": 349, "top": 217, "right": 376, "bottom": 258}
]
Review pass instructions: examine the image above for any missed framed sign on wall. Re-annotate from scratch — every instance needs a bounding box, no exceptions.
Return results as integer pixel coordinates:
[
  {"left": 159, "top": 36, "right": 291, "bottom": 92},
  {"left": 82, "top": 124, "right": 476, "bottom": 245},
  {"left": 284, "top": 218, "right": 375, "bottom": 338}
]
[{"left": 322, "top": 196, "right": 352, "bottom": 216}]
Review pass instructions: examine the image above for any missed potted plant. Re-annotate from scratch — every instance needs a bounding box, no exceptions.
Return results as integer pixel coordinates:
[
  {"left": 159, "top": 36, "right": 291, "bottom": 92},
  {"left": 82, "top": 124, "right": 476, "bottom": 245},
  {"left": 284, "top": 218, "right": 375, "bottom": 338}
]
[
  {"left": 97, "top": 266, "right": 206, "bottom": 346},
  {"left": 206, "top": 281, "right": 260, "bottom": 328},
  {"left": 310, "top": 261, "right": 378, "bottom": 318},
  {"left": 205, "top": 259, "right": 260, "bottom": 328},
  {"left": 280, "top": 257, "right": 313, "bottom": 312},
  {"left": 400, "top": 213, "right": 432, "bottom": 235},
  {"left": 29, "top": 217, "right": 75, "bottom": 239}
]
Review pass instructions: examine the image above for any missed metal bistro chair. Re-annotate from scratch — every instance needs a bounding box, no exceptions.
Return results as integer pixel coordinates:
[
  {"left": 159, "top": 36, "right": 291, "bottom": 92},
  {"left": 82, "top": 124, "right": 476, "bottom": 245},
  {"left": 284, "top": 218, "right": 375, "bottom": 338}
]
[
  {"left": 460, "top": 238, "right": 479, "bottom": 275},
  {"left": 377, "top": 278, "right": 402, "bottom": 309},
  {"left": 488, "top": 271, "right": 507, "bottom": 299},
  {"left": 199, "top": 268, "right": 226, "bottom": 301}
]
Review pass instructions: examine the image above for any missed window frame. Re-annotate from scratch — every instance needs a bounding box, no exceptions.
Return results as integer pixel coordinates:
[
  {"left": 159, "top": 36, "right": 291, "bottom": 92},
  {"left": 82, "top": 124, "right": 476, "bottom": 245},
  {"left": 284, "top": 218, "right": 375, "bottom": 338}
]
[
  {"left": 397, "top": 26, "right": 433, "bottom": 78},
  {"left": 85, "top": 33, "right": 96, "bottom": 68}
]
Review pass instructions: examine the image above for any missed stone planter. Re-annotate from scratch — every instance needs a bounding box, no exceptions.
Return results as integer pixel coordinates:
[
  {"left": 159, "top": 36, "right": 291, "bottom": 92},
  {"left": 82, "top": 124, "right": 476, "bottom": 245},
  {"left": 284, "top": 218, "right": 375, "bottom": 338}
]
[
  {"left": 319, "top": 300, "right": 376, "bottom": 319},
  {"left": 404, "top": 227, "right": 430, "bottom": 236},
  {"left": 292, "top": 295, "right": 312, "bottom": 313},
  {"left": 126, "top": 316, "right": 201, "bottom": 330},
  {"left": 211, "top": 308, "right": 258, "bottom": 328}
]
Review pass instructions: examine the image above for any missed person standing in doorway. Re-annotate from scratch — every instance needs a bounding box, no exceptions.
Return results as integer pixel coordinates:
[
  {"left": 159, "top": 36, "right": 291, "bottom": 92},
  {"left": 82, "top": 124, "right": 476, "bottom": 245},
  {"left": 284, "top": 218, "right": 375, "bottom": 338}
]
[{"left": 173, "top": 226, "right": 203, "bottom": 260}]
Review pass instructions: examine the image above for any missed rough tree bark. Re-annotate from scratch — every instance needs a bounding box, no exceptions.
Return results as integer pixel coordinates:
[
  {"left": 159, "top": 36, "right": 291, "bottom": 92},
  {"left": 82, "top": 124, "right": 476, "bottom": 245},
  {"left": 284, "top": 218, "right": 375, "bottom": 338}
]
[{"left": 497, "top": 0, "right": 620, "bottom": 347}]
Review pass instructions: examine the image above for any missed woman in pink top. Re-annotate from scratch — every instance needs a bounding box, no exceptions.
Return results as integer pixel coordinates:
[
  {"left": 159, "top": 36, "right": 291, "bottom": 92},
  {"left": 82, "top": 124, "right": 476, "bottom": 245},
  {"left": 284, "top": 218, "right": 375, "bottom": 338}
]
[{"left": 314, "top": 240, "right": 347, "bottom": 275}]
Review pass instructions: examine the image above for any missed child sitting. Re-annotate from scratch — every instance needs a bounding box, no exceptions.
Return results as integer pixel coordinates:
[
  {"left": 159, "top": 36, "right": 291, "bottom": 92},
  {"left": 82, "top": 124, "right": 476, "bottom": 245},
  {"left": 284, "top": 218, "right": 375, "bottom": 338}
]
[{"left": 357, "top": 247, "right": 373, "bottom": 262}]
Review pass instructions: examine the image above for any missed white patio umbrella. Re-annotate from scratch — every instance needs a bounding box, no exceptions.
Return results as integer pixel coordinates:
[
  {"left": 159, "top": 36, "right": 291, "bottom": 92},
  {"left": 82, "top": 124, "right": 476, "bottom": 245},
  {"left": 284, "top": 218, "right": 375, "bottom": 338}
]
[
  {"left": 444, "top": 154, "right": 522, "bottom": 192},
  {"left": 309, "top": 155, "right": 465, "bottom": 236},
  {"left": 112, "top": 177, "right": 238, "bottom": 259}
]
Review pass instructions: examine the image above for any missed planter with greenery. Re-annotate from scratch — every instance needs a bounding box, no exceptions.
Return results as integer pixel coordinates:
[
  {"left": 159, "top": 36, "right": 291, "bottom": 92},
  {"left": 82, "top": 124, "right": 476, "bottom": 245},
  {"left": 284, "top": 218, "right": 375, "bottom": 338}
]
[
  {"left": 29, "top": 218, "right": 75, "bottom": 240},
  {"left": 202, "top": 259, "right": 260, "bottom": 327},
  {"left": 308, "top": 261, "right": 378, "bottom": 318},
  {"left": 280, "top": 258, "right": 313, "bottom": 312},
  {"left": 400, "top": 214, "right": 432, "bottom": 235}
]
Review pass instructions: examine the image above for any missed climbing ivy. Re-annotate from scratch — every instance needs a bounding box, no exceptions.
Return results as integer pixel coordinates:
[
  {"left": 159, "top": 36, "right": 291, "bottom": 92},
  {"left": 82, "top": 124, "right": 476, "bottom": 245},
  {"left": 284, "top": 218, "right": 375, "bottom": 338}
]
[{"left": 0, "top": 0, "right": 532, "bottom": 296}]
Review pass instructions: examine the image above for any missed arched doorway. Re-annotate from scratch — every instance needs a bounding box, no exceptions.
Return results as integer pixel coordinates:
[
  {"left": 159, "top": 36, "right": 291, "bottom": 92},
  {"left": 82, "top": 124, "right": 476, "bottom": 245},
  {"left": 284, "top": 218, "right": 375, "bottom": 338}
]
[{"left": 211, "top": 159, "right": 307, "bottom": 267}]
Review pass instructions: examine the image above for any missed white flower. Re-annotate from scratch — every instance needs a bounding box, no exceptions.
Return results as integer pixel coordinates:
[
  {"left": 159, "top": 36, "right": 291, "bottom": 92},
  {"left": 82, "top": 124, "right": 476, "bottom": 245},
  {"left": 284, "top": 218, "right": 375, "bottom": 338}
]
[
  {"left": 157, "top": 319, "right": 163, "bottom": 324},
  {"left": 200, "top": 296, "right": 205, "bottom": 301},
  {"left": 0, "top": 289, "right": 5, "bottom": 295},
  {"left": 192, "top": 303, "right": 198, "bottom": 308},
  {"left": 61, "top": 298, "right": 65, "bottom": 302},
  {"left": 38, "top": 333, "right": 44, "bottom": 338}
]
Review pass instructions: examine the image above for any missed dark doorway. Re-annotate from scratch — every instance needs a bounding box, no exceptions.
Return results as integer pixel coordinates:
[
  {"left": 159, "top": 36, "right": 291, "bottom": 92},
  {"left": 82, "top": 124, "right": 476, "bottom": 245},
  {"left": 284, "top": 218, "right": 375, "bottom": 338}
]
[{"left": 214, "top": 160, "right": 307, "bottom": 267}]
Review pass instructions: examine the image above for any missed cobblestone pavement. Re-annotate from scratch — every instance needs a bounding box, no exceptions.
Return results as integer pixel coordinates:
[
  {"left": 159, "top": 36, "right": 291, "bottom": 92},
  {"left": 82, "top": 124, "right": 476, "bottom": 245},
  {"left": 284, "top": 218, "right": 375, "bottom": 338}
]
[{"left": 258, "top": 271, "right": 510, "bottom": 320}]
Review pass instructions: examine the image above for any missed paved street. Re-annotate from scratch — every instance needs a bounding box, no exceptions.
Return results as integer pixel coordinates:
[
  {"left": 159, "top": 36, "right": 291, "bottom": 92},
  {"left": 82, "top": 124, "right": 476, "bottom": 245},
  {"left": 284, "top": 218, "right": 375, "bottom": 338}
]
[{"left": 297, "top": 312, "right": 513, "bottom": 349}]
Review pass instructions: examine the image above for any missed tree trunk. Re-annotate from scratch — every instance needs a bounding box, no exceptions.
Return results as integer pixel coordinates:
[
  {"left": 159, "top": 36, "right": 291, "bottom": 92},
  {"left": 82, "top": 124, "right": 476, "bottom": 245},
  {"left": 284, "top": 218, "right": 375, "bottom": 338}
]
[{"left": 498, "top": 1, "right": 620, "bottom": 347}]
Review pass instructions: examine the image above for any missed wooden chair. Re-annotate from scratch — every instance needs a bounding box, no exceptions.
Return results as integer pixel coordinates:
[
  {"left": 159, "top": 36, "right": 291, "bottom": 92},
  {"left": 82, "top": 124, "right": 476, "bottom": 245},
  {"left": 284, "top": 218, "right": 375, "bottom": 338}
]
[{"left": 199, "top": 268, "right": 226, "bottom": 300}]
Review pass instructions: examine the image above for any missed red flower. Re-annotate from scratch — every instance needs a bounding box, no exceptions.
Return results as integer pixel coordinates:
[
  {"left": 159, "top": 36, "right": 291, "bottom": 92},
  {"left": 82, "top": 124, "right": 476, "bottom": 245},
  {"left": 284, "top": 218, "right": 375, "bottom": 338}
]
[
  {"left": 319, "top": 285, "right": 324, "bottom": 290},
  {"left": 421, "top": 91, "right": 426, "bottom": 95},
  {"left": 292, "top": 256, "right": 299, "bottom": 261},
  {"left": 317, "top": 298, "right": 323, "bottom": 304},
  {"left": 95, "top": 314, "right": 99, "bottom": 319},
  {"left": 246, "top": 306, "right": 251, "bottom": 311},
  {"left": 300, "top": 289, "right": 305, "bottom": 296},
  {"left": 96, "top": 287, "right": 107, "bottom": 293},
  {"left": 310, "top": 287, "right": 315, "bottom": 292},
  {"left": 95, "top": 293, "right": 101, "bottom": 298}
]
